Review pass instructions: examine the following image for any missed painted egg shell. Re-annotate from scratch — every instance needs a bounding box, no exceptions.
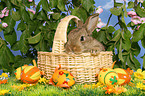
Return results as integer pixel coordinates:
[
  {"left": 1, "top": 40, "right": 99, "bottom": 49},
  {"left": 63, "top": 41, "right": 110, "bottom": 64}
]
[
  {"left": 98, "top": 68, "right": 118, "bottom": 85},
  {"left": 52, "top": 70, "right": 75, "bottom": 87},
  {"left": 21, "top": 66, "right": 41, "bottom": 84},
  {"left": 14, "top": 65, "right": 28, "bottom": 80},
  {"left": 114, "top": 68, "right": 131, "bottom": 85}
]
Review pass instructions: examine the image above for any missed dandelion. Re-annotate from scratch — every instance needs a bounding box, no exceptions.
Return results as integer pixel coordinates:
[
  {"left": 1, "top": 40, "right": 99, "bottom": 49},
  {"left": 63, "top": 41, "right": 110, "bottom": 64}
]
[
  {"left": 136, "top": 82, "right": 144, "bottom": 90},
  {"left": 38, "top": 77, "right": 49, "bottom": 84},
  {"left": 0, "top": 90, "right": 11, "bottom": 95},
  {"left": 134, "top": 69, "right": 145, "bottom": 79}
]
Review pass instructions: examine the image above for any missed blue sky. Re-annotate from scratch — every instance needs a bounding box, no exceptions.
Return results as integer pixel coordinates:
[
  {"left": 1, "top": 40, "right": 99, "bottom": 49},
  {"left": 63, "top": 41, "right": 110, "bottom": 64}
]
[{"left": 0, "top": 0, "right": 145, "bottom": 67}]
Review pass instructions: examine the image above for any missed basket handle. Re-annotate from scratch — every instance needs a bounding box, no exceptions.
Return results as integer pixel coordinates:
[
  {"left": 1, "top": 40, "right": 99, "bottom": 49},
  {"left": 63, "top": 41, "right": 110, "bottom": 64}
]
[{"left": 52, "top": 15, "right": 80, "bottom": 53}]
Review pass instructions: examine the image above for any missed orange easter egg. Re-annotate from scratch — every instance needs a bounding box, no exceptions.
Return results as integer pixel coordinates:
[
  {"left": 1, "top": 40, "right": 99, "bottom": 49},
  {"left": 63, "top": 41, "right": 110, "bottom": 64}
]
[
  {"left": 21, "top": 66, "right": 41, "bottom": 84},
  {"left": 114, "top": 68, "right": 131, "bottom": 85}
]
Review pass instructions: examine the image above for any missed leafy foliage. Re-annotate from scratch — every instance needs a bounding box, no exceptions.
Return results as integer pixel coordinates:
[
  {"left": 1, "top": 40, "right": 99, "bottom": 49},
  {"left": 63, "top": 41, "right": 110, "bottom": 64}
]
[{"left": 0, "top": 0, "right": 145, "bottom": 73}]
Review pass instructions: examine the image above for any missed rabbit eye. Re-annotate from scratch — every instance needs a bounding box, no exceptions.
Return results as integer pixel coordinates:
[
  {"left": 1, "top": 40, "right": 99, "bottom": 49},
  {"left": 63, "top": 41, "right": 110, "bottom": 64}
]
[{"left": 80, "top": 36, "right": 85, "bottom": 41}]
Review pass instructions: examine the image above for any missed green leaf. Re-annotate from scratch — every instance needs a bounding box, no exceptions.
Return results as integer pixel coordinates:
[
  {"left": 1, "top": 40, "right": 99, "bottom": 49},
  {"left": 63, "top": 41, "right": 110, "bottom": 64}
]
[
  {"left": 14, "top": 55, "right": 32, "bottom": 68},
  {"left": 127, "top": 1, "right": 134, "bottom": 9},
  {"left": 19, "top": 30, "right": 31, "bottom": 54},
  {"left": 11, "top": 10, "right": 21, "bottom": 21},
  {"left": 123, "top": 4, "right": 128, "bottom": 17},
  {"left": 11, "top": 41, "right": 20, "bottom": 51},
  {"left": 4, "top": 30, "right": 17, "bottom": 46},
  {"left": 143, "top": 1, "right": 145, "bottom": 8},
  {"left": 136, "top": 5, "right": 145, "bottom": 17},
  {"left": 49, "top": 0, "right": 58, "bottom": 8},
  {"left": 110, "top": 7, "right": 122, "bottom": 16},
  {"left": 72, "top": 0, "right": 81, "bottom": 6},
  {"left": 118, "top": 39, "right": 124, "bottom": 62},
  {"left": 0, "top": 45, "right": 15, "bottom": 64},
  {"left": 126, "top": 55, "right": 136, "bottom": 70},
  {"left": 107, "top": 26, "right": 115, "bottom": 33},
  {"left": 122, "top": 38, "right": 131, "bottom": 51},
  {"left": 81, "top": 0, "right": 95, "bottom": 12},
  {"left": 141, "top": 37, "right": 145, "bottom": 48},
  {"left": 42, "top": 0, "right": 50, "bottom": 11},
  {"left": 11, "top": 0, "right": 18, "bottom": 5},
  {"left": 130, "top": 54, "right": 140, "bottom": 69},
  {"left": 34, "top": 39, "right": 48, "bottom": 51},
  {"left": 17, "top": 21, "right": 26, "bottom": 31},
  {"left": 131, "top": 42, "right": 141, "bottom": 57},
  {"left": 52, "top": 13, "right": 61, "bottom": 20},
  {"left": 114, "top": 2, "right": 123, "bottom": 7},
  {"left": 143, "top": 54, "right": 145, "bottom": 69},
  {"left": 20, "top": 7, "right": 31, "bottom": 23},
  {"left": 37, "top": 10, "right": 48, "bottom": 20},
  {"left": 111, "top": 29, "right": 121, "bottom": 41},
  {"left": 27, "top": 32, "right": 41, "bottom": 44},
  {"left": 132, "top": 23, "right": 145, "bottom": 42},
  {"left": 57, "top": 0, "right": 65, "bottom": 11},
  {"left": 72, "top": 7, "right": 87, "bottom": 23},
  {"left": 93, "top": 30, "right": 107, "bottom": 43},
  {"left": 4, "top": 16, "right": 16, "bottom": 33}
]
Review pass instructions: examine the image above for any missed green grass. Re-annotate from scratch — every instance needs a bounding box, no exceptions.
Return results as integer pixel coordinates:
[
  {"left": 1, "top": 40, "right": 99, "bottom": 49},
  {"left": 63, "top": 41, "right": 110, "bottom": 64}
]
[{"left": 0, "top": 77, "right": 145, "bottom": 96}]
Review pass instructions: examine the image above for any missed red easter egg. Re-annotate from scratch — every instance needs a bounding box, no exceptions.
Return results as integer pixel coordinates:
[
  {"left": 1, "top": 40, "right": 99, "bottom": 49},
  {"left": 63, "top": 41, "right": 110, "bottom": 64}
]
[{"left": 21, "top": 66, "right": 41, "bottom": 84}]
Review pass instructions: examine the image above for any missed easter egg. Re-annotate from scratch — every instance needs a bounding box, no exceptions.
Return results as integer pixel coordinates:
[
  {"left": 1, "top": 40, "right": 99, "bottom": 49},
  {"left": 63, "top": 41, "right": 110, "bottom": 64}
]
[
  {"left": 98, "top": 68, "right": 118, "bottom": 85},
  {"left": 14, "top": 65, "right": 28, "bottom": 80},
  {"left": 114, "top": 68, "right": 131, "bottom": 85},
  {"left": 21, "top": 66, "right": 41, "bottom": 84},
  {"left": 52, "top": 70, "right": 75, "bottom": 87}
]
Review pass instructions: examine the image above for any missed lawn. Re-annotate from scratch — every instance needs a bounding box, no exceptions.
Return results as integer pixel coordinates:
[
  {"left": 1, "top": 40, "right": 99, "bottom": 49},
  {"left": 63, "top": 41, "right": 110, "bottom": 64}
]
[{"left": 1, "top": 76, "right": 145, "bottom": 96}]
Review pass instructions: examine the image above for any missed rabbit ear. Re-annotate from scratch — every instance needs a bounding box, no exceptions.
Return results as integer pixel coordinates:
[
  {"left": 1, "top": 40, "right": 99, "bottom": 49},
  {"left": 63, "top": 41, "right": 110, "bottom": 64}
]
[{"left": 85, "top": 13, "right": 99, "bottom": 35}]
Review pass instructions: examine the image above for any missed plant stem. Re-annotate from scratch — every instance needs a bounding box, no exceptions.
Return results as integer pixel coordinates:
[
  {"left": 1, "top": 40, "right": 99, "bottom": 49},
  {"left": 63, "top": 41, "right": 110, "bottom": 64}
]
[{"left": 106, "top": 14, "right": 112, "bottom": 27}]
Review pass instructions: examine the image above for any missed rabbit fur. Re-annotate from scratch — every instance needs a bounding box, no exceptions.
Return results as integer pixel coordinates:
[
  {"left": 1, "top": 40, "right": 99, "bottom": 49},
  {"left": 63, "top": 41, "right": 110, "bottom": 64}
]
[{"left": 64, "top": 13, "right": 105, "bottom": 54}]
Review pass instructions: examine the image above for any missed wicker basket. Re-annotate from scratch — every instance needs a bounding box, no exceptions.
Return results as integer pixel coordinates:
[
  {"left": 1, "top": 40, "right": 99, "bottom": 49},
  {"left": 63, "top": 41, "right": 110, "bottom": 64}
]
[{"left": 37, "top": 15, "right": 113, "bottom": 84}]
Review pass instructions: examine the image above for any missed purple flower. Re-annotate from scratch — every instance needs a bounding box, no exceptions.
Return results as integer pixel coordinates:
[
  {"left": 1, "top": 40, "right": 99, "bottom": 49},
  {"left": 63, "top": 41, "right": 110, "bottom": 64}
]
[{"left": 2, "top": 23, "right": 8, "bottom": 28}]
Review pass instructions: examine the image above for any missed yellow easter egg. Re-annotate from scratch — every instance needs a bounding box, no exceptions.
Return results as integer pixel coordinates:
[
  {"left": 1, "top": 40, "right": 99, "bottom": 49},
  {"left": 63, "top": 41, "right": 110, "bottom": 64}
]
[
  {"left": 114, "top": 68, "right": 131, "bottom": 85},
  {"left": 52, "top": 70, "right": 75, "bottom": 87},
  {"left": 98, "top": 68, "right": 118, "bottom": 85},
  {"left": 14, "top": 65, "right": 28, "bottom": 80}
]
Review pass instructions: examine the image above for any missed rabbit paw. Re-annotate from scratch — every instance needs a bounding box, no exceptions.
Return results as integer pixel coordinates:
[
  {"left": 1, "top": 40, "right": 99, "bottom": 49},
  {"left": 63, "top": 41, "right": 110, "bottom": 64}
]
[{"left": 91, "top": 49, "right": 100, "bottom": 56}]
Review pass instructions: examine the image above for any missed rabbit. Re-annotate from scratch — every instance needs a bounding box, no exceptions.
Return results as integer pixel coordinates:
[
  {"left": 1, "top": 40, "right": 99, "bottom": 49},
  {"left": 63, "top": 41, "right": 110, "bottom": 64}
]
[{"left": 64, "top": 13, "right": 105, "bottom": 54}]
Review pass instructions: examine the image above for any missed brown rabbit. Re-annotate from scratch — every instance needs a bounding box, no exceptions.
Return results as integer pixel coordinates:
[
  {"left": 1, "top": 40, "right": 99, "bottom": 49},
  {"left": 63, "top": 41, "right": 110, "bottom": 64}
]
[{"left": 64, "top": 13, "right": 105, "bottom": 54}]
